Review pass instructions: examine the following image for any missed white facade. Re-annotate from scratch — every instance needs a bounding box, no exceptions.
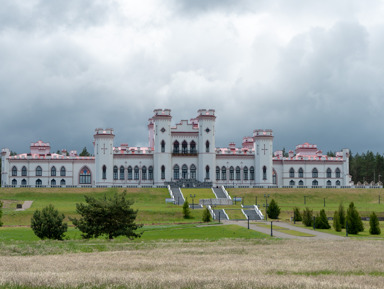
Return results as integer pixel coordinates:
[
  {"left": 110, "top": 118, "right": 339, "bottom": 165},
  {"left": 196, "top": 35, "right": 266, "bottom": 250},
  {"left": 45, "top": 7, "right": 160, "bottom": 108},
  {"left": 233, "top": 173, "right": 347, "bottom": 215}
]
[{"left": 1, "top": 109, "right": 351, "bottom": 188}]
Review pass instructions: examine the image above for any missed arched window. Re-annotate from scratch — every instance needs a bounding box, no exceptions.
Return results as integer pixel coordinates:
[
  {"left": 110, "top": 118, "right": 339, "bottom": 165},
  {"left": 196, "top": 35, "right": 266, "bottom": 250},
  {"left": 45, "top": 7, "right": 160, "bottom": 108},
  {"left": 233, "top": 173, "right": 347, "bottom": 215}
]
[
  {"left": 312, "top": 180, "right": 318, "bottom": 186},
  {"left": 12, "top": 179, "right": 17, "bottom": 186},
  {"left": 79, "top": 167, "right": 91, "bottom": 184},
  {"left": 148, "top": 166, "right": 153, "bottom": 180},
  {"left": 289, "top": 180, "right": 295, "bottom": 186},
  {"left": 36, "top": 166, "right": 42, "bottom": 176},
  {"left": 113, "top": 166, "right": 118, "bottom": 180},
  {"left": 206, "top": 141, "right": 210, "bottom": 153},
  {"left": 273, "top": 169, "right": 277, "bottom": 185},
  {"left": 298, "top": 180, "right": 304, "bottom": 186},
  {"left": 222, "top": 166, "right": 227, "bottom": 180},
  {"left": 229, "top": 166, "right": 234, "bottom": 180},
  {"left": 243, "top": 166, "right": 248, "bottom": 181},
  {"left": 327, "top": 180, "right": 332, "bottom": 186},
  {"left": 190, "top": 164, "right": 196, "bottom": 179},
  {"left": 298, "top": 168, "right": 304, "bottom": 178},
  {"left": 182, "top": 164, "right": 188, "bottom": 179},
  {"left": 51, "top": 166, "right": 56, "bottom": 177},
  {"left": 102, "top": 165, "right": 107, "bottom": 179},
  {"left": 250, "top": 166, "right": 255, "bottom": 180},
  {"left": 12, "top": 166, "right": 17, "bottom": 176},
  {"left": 336, "top": 180, "right": 341, "bottom": 186},
  {"left": 190, "top": 141, "right": 196, "bottom": 154},
  {"left": 205, "top": 165, "right": 210, "bottom": 179},
  {"left": 128, "top": 166, "right": 133, "bottom": 180},
  {"left": 22, "top": 166, "right": 27, "bottom": 176},
  {"left": 36, "top": 179, "right": 42, "bottom": 187},
  {"left": 120, "top": 166, "right": 124, "bottom": 180},
  {"left": 289, "top": 168, "right": 295, "bottom": 178},
  {"left": 60, "top": 166, "right": 66, "bottom": 177},
  {"left": 236, "top": 166, "right": 241, "bottom": 180},
  {"left": 134, "top": 166, "right": 139, "bottom": 180},
  {"left": 182, "top": 141, "right": 188, "bottom": 154},
  {"left": 161, "top": 140, "right": 165, "bottom": 153},
  {"left": 312, "top": 168, "right": 318, "bottom": 178},
  {"left": 21, "top": 179, "right": 27, "bottom": 186},
  {"left": 161, "top": 165, "right": 165, "bottom": 179},
  {"left": 263, "top": 166, "right": 267, "bottom": 180},
  {"left": 335, "top": 168, "right": 341, "bottom": 178},
  {"left": 51, "top": 179, "right": 56, "bottom": 186},
  {"left": 174, "top": 165, "right": 180, "bottom": 180},
  {"left": 173, "top": 141, "right": 179, "bottom": 153},
  {"left": 326, "top": 168, "right": 332, "bottom": 178},
  {"left": 142, "top": 166, "right": 147, "bottom": 180},
  {"left": 60, "top": 179, "right": 66, "bottom": 186},
  {"left": 216, "top": 166, "right": 220, "bottom": 180}
]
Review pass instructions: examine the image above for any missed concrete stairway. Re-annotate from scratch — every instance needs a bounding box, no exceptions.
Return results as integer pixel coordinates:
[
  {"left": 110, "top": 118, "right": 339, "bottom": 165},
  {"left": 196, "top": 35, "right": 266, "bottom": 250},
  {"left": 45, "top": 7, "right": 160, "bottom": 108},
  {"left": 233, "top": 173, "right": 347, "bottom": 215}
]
[
  {"left": 242, "top": 209, "right": 262, "bottom": 220},
  {"left": 212, "top": 187, "right": 227, "bottom": 199},
  {"left": 212, "top": 209, "right": 229, "bottom": 220},
  {"left": 170, "top": 187, "right": 185, "bottom": 205}
]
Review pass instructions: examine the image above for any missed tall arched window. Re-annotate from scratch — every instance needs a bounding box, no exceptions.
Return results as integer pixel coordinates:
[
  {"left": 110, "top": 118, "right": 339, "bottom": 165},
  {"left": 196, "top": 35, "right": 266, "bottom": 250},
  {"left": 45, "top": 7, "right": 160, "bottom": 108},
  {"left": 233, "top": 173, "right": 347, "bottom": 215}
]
[
  {"left": 60, "top": 166, "right": 66, "bottom": 177},
  {"left": 222, "top": 166, "right": 227, "bottom": 180},
  {"left": 336, "top": 180, "right": 341, "bottom": 186},
  {"left": 298, "top": 168, "right": 304, "bottom": 178},
  {"left": 51, "top": 179, "right": 56, "bottom": 186},
  {"left": 79, "top": 167, "right": 91, "bottom": 184},
  {"left": 216, "top": 166, "right": 220, "bottom": 180},
  {"left": 298, "top": 180, "right": 304, "bottom": 186},
  {"left": 128, "top": 166, "right": 132, "bottom": 180},
  {"left": 312, "top": 168, "right": 318, "bottom": 178},
  {"left": 312, "top": 180, "right": 318, "bottom": 186},
  {"left": 289, "top": 168, "right": 295, "bottom": 178},
  {"left": 12, "top": 166, "right": 17, "bottom": 176},
  {"left": 250, "top": 166, "right": 255, "bottom": 180},
  {"left": 243, "top": 166, "right": 248, "bottom": 181},
  {"left": 60, "top": 179, "right": 66, "bottom": 186},
  {"left": 161, "top": 140, "right": 165, "bottom": 153},
  {"left": 229, "top": 166, "right": 234, "bottom": 180},
  {"left": 182, "top": 141, "right": 188, "bottom": 154},
  {"left": 190, "top": 141, "right": 196, "bottom": 154},
  {"left": 205, "top": 165, "right": 210, "bottom": 179},
  {"left": 174, "top": 165, "right": 180, "bottom": 180},
  {"left": 190, "top": 164, "right": 196, "bottom": 179},
  {"left": 326, "top": 168, "right": 332, "bottom": 178},
  {"left": 142, "top": 166, "right": 147, "bottom": 180},
  {"left": 102, "top": 165, "right": 107, "bottom": 179},
  {"left": 206, "top": 141, "right": 210, "bottom": 153},
  {"left": 273, "top": 169, "right": 277, "bottom": 185},
  {"left": 51, "top": 166, "right": 56, "bottom": 176},
  {"left": 113, "top": 166, "right": 118, "bottom": 180},
  {"left": 173, "top": 141, "right": 179, "bottom": 153},
  {"left": 335, "top": 168, "right": 341, "bottom": 178},
  {"left": 236, "top": 166, "right": 241, "bottom": 180},
  {"left": 263, "top": 166, "right": 267, "bottom": 180},
  {"left": 182, "top": 164, "right": 188, "bottom": 179},
  {"left": 36, "top": 179, "right": 42, "bottom": 187},
  {"left": 134, "top": 166, "right": 139, "bottom": 180},
  {"left": 148, "top": 166, "right": 153, "bottom": 180},
  {"left": 36, "top": 166, "right": 42, "bottom": 176},
  {"left": 22, "top": 166, "right": 27, "bottom": 176},
  {"left": 290, "top": 180, "right": 295, "bottom": 186},
  {"left": 120, "top": 166, "right": 125, "bottom": 180},
  {"left": 161, "top": 165, "right": 165, "bottom": 179},
  {"left": 21, "top": 179, "right": 27, "bottom": 186},
  {"left": 327, "top": 180, "right": 332, "bottom": 186},
  {"left": 12, "top": 179, "right": 17, "bottom": 186}
]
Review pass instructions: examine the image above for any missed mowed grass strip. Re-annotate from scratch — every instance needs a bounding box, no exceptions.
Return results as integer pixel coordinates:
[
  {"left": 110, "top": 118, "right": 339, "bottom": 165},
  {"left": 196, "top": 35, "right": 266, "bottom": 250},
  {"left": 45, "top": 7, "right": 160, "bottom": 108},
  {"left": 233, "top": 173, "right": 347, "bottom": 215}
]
[{"left": 255, "top": 223, "right": 315, "bottom": 237}]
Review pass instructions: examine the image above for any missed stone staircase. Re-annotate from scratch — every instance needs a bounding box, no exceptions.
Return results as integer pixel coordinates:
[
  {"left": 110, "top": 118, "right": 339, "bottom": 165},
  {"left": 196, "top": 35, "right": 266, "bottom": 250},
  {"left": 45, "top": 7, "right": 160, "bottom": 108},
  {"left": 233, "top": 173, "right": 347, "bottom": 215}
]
[
  {"left": 242, "top": 209, "right": 262, "bottom": 220},
  {"left": 212, "top": 209, "right": 229, "bottom": 220},
  {"left": 212, "top": 186, "right": 229, "bottom": 199},
  {"left": 170, "top": 187, "right": 185, "bottom": 205}
]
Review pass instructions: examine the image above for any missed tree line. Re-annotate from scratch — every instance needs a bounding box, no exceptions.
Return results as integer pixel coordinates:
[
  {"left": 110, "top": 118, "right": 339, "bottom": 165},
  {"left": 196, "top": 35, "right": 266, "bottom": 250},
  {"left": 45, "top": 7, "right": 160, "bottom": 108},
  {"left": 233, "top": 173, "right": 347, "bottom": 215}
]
[{"left": 349, "top": 151, "right": 384, "bottom": 184}]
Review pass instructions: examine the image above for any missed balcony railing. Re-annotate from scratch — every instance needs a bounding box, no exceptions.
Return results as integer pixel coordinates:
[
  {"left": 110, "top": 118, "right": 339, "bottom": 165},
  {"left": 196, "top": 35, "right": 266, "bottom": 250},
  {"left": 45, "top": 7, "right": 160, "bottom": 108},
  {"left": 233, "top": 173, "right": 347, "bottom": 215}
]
[{"left": 172, "top": 149, "right": 198, "bottom": 156}]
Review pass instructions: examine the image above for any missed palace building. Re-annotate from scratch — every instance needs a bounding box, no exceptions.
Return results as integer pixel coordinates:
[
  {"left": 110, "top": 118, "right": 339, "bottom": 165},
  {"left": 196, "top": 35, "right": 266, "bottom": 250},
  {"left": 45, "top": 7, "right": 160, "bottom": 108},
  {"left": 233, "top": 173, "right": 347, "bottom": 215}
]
[{"left": 1, "top": 109, "right": 351, "bottom": 188}]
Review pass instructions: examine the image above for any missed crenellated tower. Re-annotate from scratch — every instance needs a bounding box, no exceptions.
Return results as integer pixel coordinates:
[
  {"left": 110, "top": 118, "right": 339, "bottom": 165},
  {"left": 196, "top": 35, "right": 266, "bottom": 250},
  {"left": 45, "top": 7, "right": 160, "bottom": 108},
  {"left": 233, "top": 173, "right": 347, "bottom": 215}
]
[
  {"left": 94, "top": 128, "right": 115, "bottom": 185},
  {"left": 254, "top": 129, "right": 274, "bottom": 185}
]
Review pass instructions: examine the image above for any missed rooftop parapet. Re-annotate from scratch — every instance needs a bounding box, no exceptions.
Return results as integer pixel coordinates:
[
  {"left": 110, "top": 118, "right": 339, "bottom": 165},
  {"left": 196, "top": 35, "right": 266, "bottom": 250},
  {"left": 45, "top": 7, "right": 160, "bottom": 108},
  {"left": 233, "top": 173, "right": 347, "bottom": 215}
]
[
  {"left": 253, "top": 129, "right": 273, "bottom": 137},
  {"left": 153, "top": 109, "right": 171, "bottom": 116},
  {"left": 94, "top": 128, "right": 114, "bottom": 135}
]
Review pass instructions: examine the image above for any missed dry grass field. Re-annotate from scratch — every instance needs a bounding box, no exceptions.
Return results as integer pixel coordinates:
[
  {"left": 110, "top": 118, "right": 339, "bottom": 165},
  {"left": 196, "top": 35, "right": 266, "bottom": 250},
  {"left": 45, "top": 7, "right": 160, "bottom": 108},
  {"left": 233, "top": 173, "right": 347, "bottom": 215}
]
[{"left": 1, "top": 239, "right": 383, "bottom": 289}]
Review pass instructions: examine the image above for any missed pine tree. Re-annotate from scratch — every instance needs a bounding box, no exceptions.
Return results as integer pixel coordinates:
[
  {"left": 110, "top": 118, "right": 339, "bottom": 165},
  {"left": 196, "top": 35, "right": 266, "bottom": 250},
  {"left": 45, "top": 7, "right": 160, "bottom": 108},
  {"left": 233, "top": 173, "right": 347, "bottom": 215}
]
[
  {"left": 31, "top": 204, "right": 67, "bottom": 240},
  {"left": 0, "top": 201, "right": 3, "bottom": 227},
  {"left": 302, "top": 207, "right": 313, "bottom": 227},
  {"left": 338, "top": 203, "right": 346, "bottom": 229},
  {"left": 333, "top": 210, "right": 342, "bottom": 232},
  {"left": 202, "top": 207, "right": 212, "bottom": 222},
  {"left": 369, "top": 212, "right": 381, "bottom": 235},
  {"left": 183, "top": 201, "right": 191, "bottom": 219},
  {"left": 267, "top": 199, "right": 281, "bottom": 219},
  {"left": 293, "top": 207, "right": 302, "bottom": 222},
  {"left": 346, "top": 202, "right": 364, "bottom": 234},
  {"left": 314, "top": 209, "right": 331, "bottom": 229}
]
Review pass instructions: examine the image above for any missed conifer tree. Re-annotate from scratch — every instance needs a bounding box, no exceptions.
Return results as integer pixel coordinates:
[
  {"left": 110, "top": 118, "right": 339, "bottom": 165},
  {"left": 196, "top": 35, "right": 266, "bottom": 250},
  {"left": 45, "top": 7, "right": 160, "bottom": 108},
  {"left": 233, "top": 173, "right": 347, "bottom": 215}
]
[
  {"left": 293, "top": 207, "right": 302, "bottom": 222},
  {"left": 267, "top": 199, "right": 281, "bottom": 219},
  {"left": 314, "top": 209, "right": 331, "bottom": 229},
  {"left": 369, "top": 212, "right": 381, "bottom": 235},
  {"left": 0, "top": 201, "right": 3, "bottom": 227},
  {"left": 338, "top": 203, "right": 346, "bottom": 229},
  {"left": 202, "top": 207, "right": 212, "bottom": 222},
  {"left": 346, "top": 202, "right": 364, "bottom": 234},
  {"left": 302, "top": 207, "right": 313, "bottom": 227},
  {"left": 31, "top": 204, "right": 67, "bottom": 240},
  {"left": 183, "top": 200, "right": 191, "bottom": 219},
  {"left": 333, "top": 210, "right": 342, "bottom": 232}
]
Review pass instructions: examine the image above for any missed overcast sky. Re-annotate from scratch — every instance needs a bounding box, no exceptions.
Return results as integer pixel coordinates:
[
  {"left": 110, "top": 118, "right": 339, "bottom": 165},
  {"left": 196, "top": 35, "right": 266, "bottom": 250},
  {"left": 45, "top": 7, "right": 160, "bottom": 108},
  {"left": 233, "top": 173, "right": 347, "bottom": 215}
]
[{"left": 1, "top": 0, "right": 384, "bottom": 155}]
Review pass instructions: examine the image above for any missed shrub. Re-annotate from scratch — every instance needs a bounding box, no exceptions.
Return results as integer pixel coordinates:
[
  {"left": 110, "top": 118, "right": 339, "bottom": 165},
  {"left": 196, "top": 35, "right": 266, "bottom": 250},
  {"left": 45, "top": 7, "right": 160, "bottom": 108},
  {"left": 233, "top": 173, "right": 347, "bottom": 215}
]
[
  {"left": 338, "top": 203, "right": 346, "bottom": 229},
  {"left": 333, "top": 210, "right": 342, "bottom": 232},
  {"left": 346, "top": 202, "right": 364, "bottom": 234},
  {"left": 314, "top": 209, "right": 331, "bottom": 229},
  {"left": 183, "top": 200, "right": 191, "bottom": 219},
  {"left": 267, "top": 199, "right": 280, "bottom": 219},
  {"left": 302, "top": 207, "right": 313, "bottom": 227},
  {"left": 0, "top": 201, "right": 3, "bottom": 227},
  {"left": 31, "top": 204, "right": 67, "bottom": 240},
  {"left": 202, "top": 207, "right": 212, "bottom": 222},
  {"left": 293, "top": 207, "right": 302, "bottom": 222},
  {"left": 70, "top": 191, "right": 142, "bottom": 240},
  {"left": 369, "top": 212, "right": 381, "bottom": 235}
]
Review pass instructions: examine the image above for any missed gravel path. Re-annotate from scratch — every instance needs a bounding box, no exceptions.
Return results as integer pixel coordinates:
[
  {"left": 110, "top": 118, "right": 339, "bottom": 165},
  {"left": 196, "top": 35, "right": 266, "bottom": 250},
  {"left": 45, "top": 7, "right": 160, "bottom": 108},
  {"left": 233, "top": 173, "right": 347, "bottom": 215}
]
[{"left": 15, "top": 201, "right": 33, "bottom": 211}]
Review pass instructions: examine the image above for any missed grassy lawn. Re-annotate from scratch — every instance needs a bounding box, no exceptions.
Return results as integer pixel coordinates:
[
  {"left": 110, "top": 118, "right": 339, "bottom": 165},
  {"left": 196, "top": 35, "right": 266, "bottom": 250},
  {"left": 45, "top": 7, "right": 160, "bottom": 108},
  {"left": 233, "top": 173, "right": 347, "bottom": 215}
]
[
  {"left": 180, "top": 188, "right": 216, "bottom": 202},
  {"left": 255, "top": 223, "right": 315, "bottom": 237},
  {"left": 225, "top": 208, "right": 247, "bottom": 219}
]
